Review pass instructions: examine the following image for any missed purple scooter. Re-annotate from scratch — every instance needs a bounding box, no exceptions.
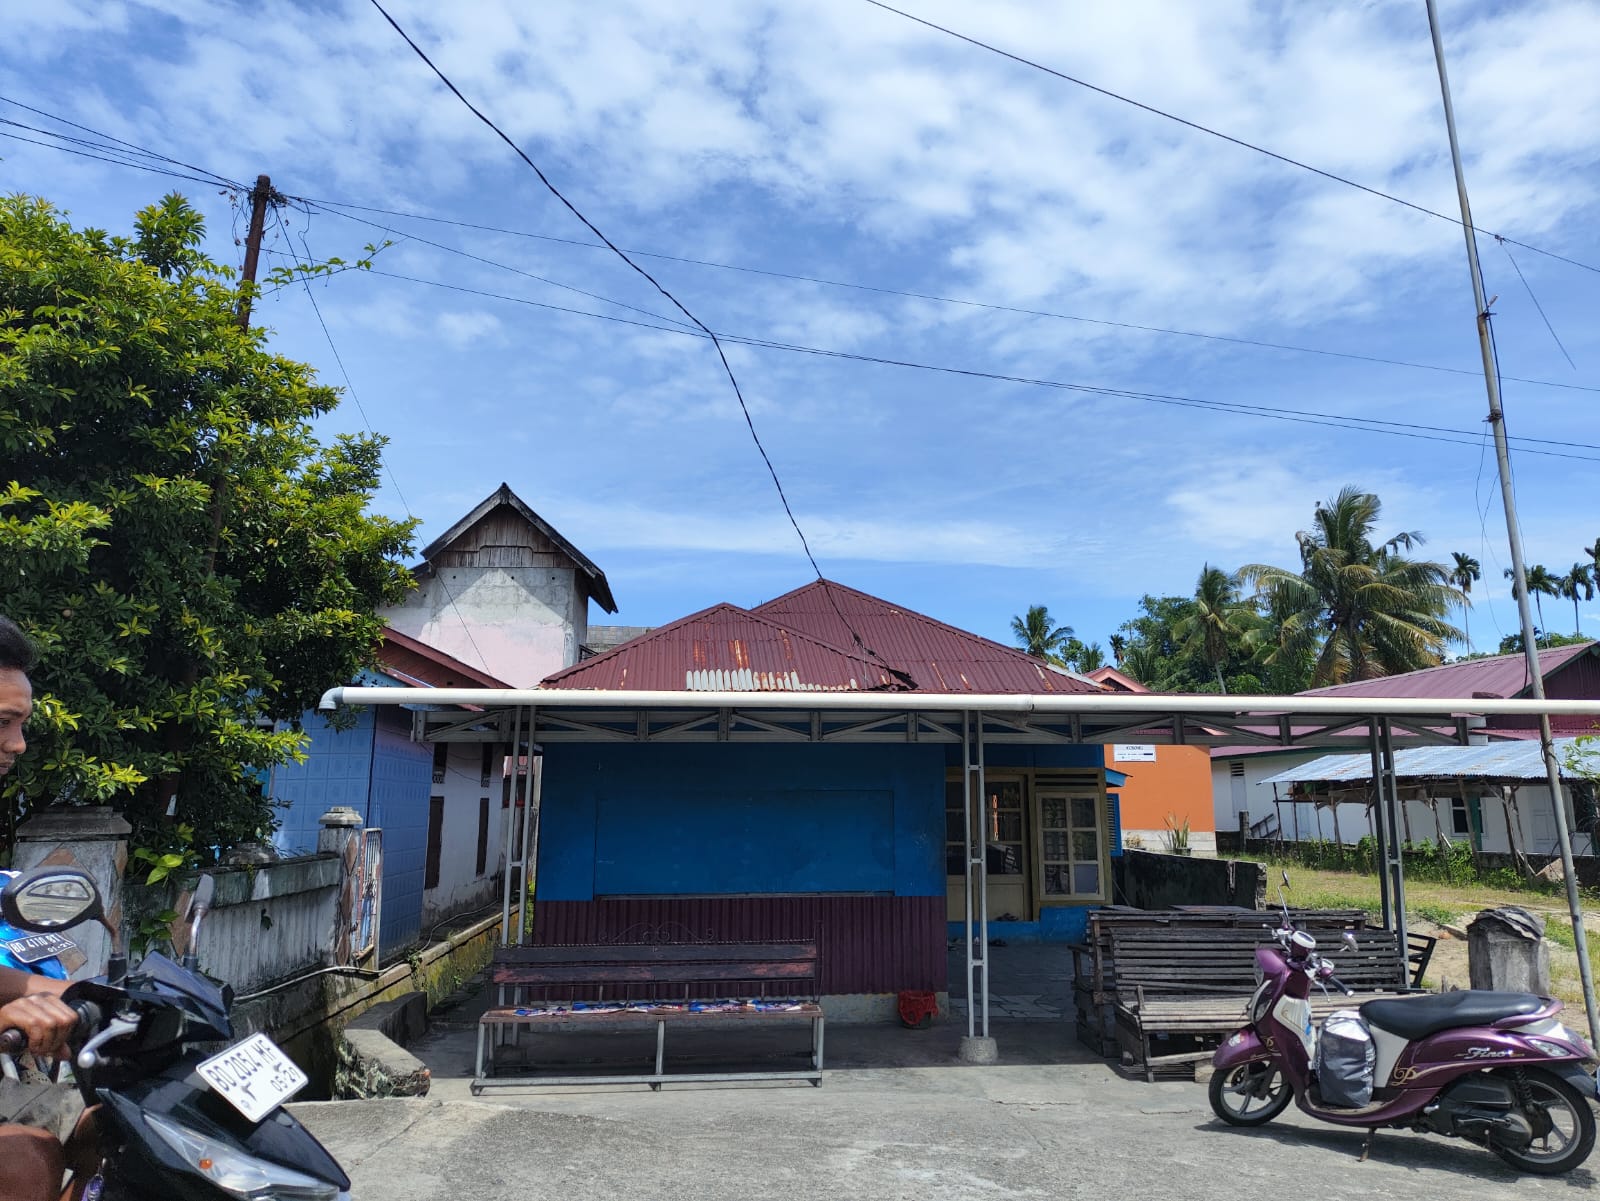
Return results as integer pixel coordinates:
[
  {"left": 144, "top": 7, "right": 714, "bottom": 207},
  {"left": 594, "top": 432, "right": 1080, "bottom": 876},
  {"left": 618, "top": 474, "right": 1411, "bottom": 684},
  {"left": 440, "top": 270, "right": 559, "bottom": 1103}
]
[{"left": 1210, "top": 875, "right": 1600, "bottom": 1174}]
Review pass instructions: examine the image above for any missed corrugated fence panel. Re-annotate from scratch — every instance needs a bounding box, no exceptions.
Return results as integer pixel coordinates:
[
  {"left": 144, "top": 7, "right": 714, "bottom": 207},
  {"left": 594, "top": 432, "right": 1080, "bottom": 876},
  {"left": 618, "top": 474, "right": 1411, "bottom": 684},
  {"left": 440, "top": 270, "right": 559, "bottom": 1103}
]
[
  {"left": 369, "top": 711, "right": 432, "bottom": 957},
  {"left": 531, "top": 895, "right": 946, "bottom": 995}
]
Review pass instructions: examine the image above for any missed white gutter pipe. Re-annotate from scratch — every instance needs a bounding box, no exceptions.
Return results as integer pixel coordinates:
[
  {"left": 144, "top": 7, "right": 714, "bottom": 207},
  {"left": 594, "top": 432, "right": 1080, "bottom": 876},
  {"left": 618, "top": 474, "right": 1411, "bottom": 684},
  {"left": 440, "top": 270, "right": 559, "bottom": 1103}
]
[{"left": 320, "top": 685, "right": 1600, "bottom": 720}]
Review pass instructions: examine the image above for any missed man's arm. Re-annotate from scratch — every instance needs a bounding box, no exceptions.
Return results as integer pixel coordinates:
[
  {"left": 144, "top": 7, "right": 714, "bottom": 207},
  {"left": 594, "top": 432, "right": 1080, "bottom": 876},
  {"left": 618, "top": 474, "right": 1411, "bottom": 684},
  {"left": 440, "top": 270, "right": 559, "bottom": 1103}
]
[{"left": 0, "top": 966, "right": 67, "bottom": 1003}]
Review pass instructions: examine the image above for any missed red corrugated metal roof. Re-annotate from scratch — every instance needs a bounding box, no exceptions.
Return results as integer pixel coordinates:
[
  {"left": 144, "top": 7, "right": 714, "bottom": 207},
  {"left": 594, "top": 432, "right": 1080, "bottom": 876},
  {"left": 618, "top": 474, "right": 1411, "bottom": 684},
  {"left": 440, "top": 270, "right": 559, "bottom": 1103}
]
[
  {"left": 542, "top": 602, "right": 906, "bottom": 692},
  {"left": 752, "top": 580, "right": 1103, "bottom": 694},
  {"left": 1298, "top": 642, "right": 1596, "bottom": 700}
]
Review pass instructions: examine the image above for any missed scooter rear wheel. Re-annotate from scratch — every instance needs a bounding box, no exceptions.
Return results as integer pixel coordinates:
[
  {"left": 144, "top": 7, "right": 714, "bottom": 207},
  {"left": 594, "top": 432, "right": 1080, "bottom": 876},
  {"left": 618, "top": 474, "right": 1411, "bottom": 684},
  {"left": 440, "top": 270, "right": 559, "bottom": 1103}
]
[
  {"left": 1209, "top": 1062, "right": 1292, "bottom": 1127},
  {"left": 1489, "top": 1067, "right": 1596, "bottom": 1176}
]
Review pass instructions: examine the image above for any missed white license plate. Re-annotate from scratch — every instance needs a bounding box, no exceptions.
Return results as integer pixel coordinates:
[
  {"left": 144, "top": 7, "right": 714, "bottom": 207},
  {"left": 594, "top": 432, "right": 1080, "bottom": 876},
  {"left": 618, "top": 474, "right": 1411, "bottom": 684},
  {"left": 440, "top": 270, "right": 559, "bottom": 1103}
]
[{"left": 197, "top": 1033, "right": 308, "bottom": 1123}]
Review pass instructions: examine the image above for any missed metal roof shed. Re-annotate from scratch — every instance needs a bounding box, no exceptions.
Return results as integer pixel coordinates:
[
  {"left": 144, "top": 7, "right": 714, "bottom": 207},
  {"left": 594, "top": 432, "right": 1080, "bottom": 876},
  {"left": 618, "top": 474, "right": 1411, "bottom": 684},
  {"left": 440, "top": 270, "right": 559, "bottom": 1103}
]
[{"left": 319, "top": 686, "right": 1600, "bottom": 1054}]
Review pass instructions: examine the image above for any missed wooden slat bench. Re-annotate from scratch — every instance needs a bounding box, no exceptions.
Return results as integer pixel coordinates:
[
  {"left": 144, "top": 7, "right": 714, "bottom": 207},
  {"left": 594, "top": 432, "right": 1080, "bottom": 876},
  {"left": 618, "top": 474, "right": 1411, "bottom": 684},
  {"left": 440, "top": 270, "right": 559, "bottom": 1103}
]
[
  {"left": 1111, "top": 925, "right": 1436, "bottom": 1081},
  {"left": 472, "top": 939, "right": 824, "bottom": 1091},
  {"left": 1069, "top": 908, "right": 1369, "bottom": 1055}
]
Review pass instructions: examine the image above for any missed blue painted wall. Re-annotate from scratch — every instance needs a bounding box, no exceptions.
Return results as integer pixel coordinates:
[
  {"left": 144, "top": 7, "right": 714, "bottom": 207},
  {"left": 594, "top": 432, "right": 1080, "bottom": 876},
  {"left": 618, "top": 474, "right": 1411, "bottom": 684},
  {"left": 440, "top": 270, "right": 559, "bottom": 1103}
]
[
  {"left": 367, "top": 709, "right": 432, "bottom": 955},
  {"left": 538, "top": 743, "right": 946, "bottom": 902},
  {"left": 268, "top": 709, "right": 377, "bottom": 856}
]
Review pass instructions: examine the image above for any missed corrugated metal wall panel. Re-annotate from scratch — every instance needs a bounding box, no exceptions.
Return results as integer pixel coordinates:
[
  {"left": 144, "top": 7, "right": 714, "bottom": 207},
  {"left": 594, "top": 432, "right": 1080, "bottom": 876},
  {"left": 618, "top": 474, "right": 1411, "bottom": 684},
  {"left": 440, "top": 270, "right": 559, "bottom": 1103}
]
[{"left": 530, "top": 895, "right": 946, "bottom": 996}]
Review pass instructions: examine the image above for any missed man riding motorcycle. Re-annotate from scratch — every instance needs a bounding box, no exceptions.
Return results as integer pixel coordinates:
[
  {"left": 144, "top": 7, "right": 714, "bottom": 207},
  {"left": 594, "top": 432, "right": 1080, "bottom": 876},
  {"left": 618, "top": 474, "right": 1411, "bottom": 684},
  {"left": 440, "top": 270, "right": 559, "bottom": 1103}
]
[{"left": 0, "top": 614, "right": 82, "bottom": 1201}]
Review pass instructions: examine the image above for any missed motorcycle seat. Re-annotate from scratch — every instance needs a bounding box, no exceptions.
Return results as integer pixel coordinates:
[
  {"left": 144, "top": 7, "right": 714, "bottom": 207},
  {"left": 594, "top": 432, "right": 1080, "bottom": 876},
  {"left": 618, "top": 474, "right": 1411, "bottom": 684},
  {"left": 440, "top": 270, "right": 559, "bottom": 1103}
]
[{"left": 1360, "top": 991, "right": 1547, "bottom": 1041}]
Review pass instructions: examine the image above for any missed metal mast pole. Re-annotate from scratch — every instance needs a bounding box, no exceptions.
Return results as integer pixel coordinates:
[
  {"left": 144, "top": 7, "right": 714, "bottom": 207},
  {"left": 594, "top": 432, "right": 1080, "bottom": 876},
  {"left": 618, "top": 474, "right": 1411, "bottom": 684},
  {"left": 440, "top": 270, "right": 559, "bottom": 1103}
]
[{"left": 1424, "top": 0, "right": 1599, "bottom": 1042}]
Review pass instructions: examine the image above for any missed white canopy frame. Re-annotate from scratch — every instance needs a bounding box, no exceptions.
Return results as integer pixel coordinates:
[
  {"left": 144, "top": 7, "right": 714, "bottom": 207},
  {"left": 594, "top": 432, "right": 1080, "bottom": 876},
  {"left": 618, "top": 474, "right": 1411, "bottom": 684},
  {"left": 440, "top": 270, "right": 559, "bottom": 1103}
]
[{"left": 320, "top": 686, "right": 1600, "bottom": 1049}]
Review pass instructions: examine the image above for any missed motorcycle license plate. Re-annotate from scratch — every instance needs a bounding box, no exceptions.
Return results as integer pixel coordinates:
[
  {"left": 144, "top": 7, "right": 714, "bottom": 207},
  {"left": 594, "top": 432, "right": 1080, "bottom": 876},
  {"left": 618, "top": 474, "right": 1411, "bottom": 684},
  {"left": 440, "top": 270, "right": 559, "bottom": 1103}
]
[
  {"left": 197, "top": 1033, "right": 308, "bottom": 1123},
  {"left": 2, "top": 932, "right": 76, "bottom": 964}
]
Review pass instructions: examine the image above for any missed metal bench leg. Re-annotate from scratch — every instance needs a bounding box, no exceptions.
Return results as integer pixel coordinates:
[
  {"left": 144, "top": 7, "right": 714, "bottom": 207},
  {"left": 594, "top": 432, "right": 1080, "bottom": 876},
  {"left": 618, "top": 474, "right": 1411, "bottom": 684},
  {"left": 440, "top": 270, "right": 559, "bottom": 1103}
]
[
  {"left": 812, "top": 1016, "right": 825, "bottom": 1085},
  {"left": 474, "top": 1023, "right": 487, "bottom": 1089},
  {"left": 650, "top": 1019, "right": 666, "bottom": 1091}
]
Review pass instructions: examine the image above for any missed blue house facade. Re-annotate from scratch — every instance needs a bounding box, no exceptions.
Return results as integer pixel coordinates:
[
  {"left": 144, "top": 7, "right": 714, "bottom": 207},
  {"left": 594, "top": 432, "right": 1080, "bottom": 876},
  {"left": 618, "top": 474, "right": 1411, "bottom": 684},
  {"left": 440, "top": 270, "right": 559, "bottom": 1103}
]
[{"left": 530, "top": 582, "right": 1125, "bottom": 1007}]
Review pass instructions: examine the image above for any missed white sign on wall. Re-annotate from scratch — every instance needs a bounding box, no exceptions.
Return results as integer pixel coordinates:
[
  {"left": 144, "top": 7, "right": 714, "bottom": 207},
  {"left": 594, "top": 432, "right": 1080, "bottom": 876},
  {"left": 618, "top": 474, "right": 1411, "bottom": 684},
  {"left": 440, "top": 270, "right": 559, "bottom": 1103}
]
[{"left": 1113, "top": 744, "right": 1158, "bottom": 763}]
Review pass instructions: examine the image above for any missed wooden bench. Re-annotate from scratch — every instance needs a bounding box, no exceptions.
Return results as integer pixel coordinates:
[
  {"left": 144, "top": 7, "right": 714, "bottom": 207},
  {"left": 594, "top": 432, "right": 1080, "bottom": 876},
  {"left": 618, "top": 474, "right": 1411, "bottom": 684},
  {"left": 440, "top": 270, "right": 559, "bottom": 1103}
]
[
  {"left": 1111, "top": 925, "right": 1436, "bottom": 1081},
  {"left": 472, "top": 939, "right": 824, "bottom": 1091},
  {"left": 1068, "top": 908, "right": 1369, "bottom": 1055}
]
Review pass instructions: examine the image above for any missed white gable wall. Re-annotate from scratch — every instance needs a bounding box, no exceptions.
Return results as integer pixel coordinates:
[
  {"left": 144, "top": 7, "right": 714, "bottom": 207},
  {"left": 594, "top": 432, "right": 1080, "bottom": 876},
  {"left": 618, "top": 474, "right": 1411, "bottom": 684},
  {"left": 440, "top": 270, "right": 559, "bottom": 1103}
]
[{"left": 383, "top": 564, "right": 587, "bottom": 687}]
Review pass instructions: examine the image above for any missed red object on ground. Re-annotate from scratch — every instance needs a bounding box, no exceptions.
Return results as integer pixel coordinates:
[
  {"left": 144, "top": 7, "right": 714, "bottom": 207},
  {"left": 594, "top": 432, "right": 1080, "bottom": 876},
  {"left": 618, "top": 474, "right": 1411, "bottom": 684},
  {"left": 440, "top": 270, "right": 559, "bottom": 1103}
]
[{"left": 898, "top": 989, "right": 938, "bottom": 1029}]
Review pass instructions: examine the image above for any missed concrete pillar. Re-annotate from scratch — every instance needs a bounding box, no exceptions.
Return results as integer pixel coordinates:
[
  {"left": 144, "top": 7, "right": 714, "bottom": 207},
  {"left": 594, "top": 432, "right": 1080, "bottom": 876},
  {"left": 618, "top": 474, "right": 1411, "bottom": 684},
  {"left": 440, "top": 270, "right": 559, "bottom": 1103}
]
[
  {"left": 12, "top": 806, "right": 132, "bottom": 981},
  {"left": 1467, "top": 907, "right": 1550, "bottom": 994},
  {"left": 319, "top": 806, "right": 368, "bottom": 968}
]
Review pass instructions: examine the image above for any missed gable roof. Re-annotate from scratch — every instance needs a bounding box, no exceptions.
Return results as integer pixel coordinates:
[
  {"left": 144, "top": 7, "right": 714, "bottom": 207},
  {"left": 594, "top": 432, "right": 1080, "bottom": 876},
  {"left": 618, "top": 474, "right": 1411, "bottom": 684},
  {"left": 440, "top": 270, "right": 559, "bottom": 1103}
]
[
  {"left": 752, "top": 579, "right": 1103, "bottom": 694},
  {"left": 380, "top": 628, "right": 511, "bottom": 689},
  {"left": 420, "top": 483, "right": 616, "bottom": 613},
  {"left": 1086, "top": 665, "right": 1146, "bottom": 693},
  {"left": 543, "top": 602, "right": 905, "bottom": 692},
  {"left": 1297, "top": 642, "right": 1597, "bottom": 700}
]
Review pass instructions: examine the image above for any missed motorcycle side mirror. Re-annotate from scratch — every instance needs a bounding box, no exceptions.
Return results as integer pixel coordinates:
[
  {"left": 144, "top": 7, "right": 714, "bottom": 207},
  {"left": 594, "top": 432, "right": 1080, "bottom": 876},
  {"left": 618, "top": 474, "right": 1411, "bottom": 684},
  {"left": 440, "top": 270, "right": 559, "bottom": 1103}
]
[
  {"left": 1341, "top": 930, "right": 1360, "bottom": 954},
  {"left": 181, "top": 875, "right": 217, "bottom": 972},
  {"left": 1281, "top": 870, "right": 1291, "bottom": 889},
  {"left": 0, "top": 867, "right": 103, "bottom": 932}
]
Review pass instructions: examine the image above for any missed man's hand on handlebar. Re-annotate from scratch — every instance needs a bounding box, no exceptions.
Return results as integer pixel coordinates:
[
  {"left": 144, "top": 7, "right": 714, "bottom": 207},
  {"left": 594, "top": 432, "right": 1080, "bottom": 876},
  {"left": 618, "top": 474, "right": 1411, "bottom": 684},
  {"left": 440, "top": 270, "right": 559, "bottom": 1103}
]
[{"left": 0, "top": 991, "right": 79, "bottom": 1057}]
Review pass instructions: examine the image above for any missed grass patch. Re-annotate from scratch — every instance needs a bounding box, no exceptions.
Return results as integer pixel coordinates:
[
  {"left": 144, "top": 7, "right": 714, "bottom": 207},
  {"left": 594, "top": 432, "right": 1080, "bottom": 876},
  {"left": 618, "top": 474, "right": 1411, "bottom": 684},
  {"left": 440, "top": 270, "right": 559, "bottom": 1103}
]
[
  {"left": 1411, "top": 901, "right": 1461, "bottom": 928},
  {"left": 1544, "top": 918, "right": 1577, "bottom": 950}
]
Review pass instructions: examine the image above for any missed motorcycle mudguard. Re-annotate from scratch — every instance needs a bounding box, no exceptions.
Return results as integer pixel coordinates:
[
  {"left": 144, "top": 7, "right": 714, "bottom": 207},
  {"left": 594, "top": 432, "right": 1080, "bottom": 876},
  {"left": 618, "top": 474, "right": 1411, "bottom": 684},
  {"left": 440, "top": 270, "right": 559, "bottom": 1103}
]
[
  {"left": 1547, "top": 1060, "right": 1600, "bottom": 1103},
  {"left": 1213, "top": 1028, "right": 1270, "bottom": 1071}
]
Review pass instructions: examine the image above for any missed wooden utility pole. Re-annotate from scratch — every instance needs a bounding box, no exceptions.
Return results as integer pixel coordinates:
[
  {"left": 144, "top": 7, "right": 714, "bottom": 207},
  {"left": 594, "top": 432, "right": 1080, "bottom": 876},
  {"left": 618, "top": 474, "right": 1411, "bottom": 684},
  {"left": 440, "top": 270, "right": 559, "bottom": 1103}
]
[{"left": 237, "top": 174, "right": 275, "bottom": 330}]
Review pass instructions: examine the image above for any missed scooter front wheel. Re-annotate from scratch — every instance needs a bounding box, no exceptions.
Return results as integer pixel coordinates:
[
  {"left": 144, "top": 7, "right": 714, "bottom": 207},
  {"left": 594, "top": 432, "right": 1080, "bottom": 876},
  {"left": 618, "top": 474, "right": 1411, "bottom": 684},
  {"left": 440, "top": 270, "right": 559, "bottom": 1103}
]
[{"left": 1209, "top": 1061, "right": 1292, "bottom": 1127}]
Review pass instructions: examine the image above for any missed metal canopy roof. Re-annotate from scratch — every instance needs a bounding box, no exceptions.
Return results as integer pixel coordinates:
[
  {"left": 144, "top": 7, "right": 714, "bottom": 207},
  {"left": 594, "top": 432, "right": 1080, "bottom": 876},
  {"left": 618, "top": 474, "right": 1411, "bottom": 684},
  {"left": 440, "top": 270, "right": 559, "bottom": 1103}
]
[
  {"left": 317, "top": 685, "right": 1600, "bottom": 748},
  {"left": 1260, "top": 738, "right": 1590, "bottom": 786}
]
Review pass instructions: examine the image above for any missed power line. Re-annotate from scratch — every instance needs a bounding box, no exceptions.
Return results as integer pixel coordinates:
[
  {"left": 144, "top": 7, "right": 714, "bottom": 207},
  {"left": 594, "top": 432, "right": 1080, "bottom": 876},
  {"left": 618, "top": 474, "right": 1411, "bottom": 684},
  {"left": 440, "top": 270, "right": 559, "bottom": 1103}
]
[
  {"left": 860, "top": 1, "right": 1600, "bottom": 279},
  {"left": 363, "top": 0, "right": 911, "bottom": 682},
  {"left": 0, "top": 96, "right": 242, "bottom": 188},
  {"left": 9, "top": 97, "right": 1595, "bottom": 399},
  {"left": 294, "top": 199, "right": 697, "bottom": 330},
  {"left": 274, "top": 211, "right": 493, "bottom": 673},
  {"left": 1496, "top": 237, "right": 1576, "bottom": 371},
  {"left": 265, "top": 244, "right": 1600, "bottom": 463},
  {"left": 0, "top": 127, "right": 237, "bottom": 191},
  {"left": 298, "top": 195, "right": 1600, "bottom": 398}
]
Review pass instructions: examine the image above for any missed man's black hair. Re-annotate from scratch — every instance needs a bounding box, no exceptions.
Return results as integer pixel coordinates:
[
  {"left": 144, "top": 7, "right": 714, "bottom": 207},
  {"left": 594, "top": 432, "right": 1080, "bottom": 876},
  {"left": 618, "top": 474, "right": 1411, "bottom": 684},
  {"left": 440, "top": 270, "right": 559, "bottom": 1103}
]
[{"left": 0, "top": 616, "right": 37, "bottom": 674}]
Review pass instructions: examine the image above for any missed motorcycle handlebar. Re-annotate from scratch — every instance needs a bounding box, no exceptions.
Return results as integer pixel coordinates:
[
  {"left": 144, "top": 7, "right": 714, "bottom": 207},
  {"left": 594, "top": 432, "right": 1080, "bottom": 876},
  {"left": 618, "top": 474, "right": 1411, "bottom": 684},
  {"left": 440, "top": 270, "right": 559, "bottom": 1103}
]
[
  {"left": 0, "top": 999, "right": 105, "bottom": 1056},
  {"left": 1327, "top": 975, "right": 1354, "bottom": 997}
]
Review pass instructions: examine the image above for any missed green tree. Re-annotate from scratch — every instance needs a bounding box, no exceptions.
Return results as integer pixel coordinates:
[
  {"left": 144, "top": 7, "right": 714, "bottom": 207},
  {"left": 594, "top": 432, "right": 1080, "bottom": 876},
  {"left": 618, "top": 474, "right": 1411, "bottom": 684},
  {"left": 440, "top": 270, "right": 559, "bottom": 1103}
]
[
  {"left": 1011, "top": 605, "right": 1073, "bottom": 663},
  {"left": 1449, "top": 551, "right": 1481, "bottom": 645},
  {"left": 1108, "top": 633, "right": 1127, "bottom": 664},
  {"left": 1172, "top": 565, "right": 1257, "bottom": 694},
  {"left": 1240, "top": 487, "right": 1465, "bottom": 686},
  {"left": 1504, "top": 564, "right": 1559, "bottom": 631},
  {"left": 1556, "top": 563, "right": 1594, "bottom": 637},
  {"left": 1064, "top": 640, "right": 1105, "bottom": 673},
  {"left": 0, "top": 193, "right": 415, "bottom": 851}
]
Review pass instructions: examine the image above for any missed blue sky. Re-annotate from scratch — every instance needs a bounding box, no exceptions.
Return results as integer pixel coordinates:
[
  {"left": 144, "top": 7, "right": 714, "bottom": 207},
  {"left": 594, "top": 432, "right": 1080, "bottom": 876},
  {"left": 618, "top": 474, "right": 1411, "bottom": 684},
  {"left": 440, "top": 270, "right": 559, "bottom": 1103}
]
[{"left": 5, "top": 0, "right": 1600, "bottom": 665}]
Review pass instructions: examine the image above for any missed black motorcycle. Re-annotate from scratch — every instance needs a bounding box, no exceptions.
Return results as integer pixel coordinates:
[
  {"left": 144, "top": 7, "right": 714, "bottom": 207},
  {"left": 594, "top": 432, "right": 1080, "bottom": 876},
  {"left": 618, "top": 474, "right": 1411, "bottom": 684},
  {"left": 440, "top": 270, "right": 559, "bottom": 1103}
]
[{"left": 0, "top": 866, "right": 351, "bottom": 1200}]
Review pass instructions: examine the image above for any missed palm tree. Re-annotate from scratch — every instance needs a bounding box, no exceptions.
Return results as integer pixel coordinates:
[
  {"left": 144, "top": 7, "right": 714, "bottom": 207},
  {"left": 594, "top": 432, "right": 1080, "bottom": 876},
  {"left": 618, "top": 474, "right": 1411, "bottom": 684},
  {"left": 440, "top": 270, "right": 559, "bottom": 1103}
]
[
  {"left": 1585, "top": 539, "right": 1600, "bottom": 594},
  {"left": 1556, "top": 563, "right": 1594, "bottom": 637},
  {"left": 1121, "top": 643, "right": 1173, "bottom": 689},
  {"left": 1240, "top": 487, "right": 1465, "bottom": 686},
  {"left": 1449, "top": 552, "right": 1481, "bottom": 645},
  {"left": 1010, "top": 605, "right": 1073, "bottom": 662},
  {"left": 1076, "top": 642, "right": 1106, "bottom": 673},
  {"left": 1173, "top": 565, "right": 1256, "bottom": 693},
  {"left": 1504, "top": 564, "right": 1559, "bottom": 631},
  {"left": 1108, "top": 633, "right": 1127, "bottom": 664}
]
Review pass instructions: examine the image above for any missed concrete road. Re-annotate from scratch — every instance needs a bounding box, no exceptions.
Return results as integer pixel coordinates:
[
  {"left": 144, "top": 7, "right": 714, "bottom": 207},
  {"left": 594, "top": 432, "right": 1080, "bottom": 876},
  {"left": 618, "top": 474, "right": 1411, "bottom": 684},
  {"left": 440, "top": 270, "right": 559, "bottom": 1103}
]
[{"left": 293, "top": 1019, "right": 1588, "bottom": 1200}]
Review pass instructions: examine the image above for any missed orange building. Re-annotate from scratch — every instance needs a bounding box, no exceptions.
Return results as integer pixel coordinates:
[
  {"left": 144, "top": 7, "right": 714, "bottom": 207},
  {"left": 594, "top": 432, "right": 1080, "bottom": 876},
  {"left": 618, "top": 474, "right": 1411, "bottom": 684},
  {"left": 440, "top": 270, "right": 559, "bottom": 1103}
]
[{"left": 1087, "top": 667, "right": 1217, "bottom": 856}]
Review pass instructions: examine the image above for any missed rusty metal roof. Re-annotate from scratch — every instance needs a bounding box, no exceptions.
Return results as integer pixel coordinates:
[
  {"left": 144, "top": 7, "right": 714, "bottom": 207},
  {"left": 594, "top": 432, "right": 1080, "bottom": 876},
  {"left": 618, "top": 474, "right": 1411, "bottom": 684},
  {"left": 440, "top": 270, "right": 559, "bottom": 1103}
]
[
  {"left": 542, "top": 602, "right": 907, "bottom": 692},
  {"left": 1298, "top": 642, "right": 1596, "bottom": 700},
  {"left": 752, "top": 580, "right": 1103, "bottom": 694}
]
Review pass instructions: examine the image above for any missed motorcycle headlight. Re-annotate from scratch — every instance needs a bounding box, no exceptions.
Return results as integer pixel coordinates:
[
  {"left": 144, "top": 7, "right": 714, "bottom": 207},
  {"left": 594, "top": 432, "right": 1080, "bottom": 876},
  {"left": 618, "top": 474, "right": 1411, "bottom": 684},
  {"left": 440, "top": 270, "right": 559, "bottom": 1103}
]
[{"left": 144, "top": 1111, "right": 339, "bottom": 1201}]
